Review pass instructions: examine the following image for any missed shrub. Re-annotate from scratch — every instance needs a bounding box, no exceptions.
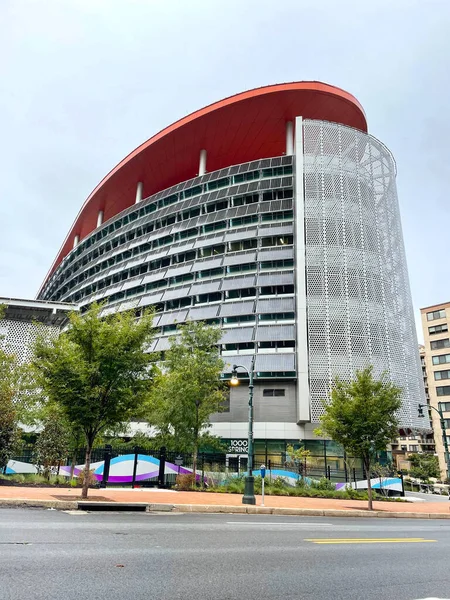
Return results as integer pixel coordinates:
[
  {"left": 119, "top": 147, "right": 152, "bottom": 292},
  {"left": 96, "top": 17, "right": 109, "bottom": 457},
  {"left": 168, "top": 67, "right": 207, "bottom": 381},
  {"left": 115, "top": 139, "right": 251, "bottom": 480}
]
[
  {"left": 272, "top": 476, "right": 287, "bottom": 489},
  {"left": 311, "top": 477, "right": 335, "bottom": 491},
  {"left": 77, "top": 469, "right": 98, "bottom": 488},
  {"left": 9, "top": 474, "right": 25, "bottom": 484},
  {"left": 295, "top": 477, "right": 308, "bottom": 489},
  {"left": 175, "top": 473, "right": 197, "bottom": 490}
]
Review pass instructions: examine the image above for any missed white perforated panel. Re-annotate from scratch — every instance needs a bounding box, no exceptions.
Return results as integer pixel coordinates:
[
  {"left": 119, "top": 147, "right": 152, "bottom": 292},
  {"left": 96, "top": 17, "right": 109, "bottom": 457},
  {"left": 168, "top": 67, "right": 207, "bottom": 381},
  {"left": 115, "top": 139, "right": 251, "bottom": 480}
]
[
  {"left": 302, "top": 120, "right": 425, "bottom": 428},
  {"left": 0, "top": 319, "right": 60, "bottom": 364}
]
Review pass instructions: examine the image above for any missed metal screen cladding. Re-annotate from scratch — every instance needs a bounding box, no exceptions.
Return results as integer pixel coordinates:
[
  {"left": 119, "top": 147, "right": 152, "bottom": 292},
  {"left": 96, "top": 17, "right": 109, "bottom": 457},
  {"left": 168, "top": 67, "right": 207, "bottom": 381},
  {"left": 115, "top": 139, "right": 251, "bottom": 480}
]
[{"left": 302, "top": 120, "right": 425, "bottom": 427}]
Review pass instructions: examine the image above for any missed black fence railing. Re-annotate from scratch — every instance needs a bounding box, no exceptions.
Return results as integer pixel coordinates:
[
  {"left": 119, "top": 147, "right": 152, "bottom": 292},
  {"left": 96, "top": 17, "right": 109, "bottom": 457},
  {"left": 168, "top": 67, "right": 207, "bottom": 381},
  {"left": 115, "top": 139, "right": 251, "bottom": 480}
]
[{"left": 7, "top": 445, "right": 396, "bottom": 491}]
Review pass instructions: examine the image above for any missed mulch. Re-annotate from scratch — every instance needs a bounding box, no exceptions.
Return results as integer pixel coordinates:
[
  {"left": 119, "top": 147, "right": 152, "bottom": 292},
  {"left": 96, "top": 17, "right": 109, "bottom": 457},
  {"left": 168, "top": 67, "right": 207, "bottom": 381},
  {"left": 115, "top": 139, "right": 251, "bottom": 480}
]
[{"left": 51, "top": 495, "right": 114, "bottom": 502}]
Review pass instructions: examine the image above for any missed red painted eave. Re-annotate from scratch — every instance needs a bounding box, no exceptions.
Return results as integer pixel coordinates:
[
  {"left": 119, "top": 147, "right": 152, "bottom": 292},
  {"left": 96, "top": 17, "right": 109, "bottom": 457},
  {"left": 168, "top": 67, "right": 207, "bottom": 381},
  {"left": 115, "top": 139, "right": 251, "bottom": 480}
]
[{"left": 39, "top": 81, "right": 367, "bottom": 293}]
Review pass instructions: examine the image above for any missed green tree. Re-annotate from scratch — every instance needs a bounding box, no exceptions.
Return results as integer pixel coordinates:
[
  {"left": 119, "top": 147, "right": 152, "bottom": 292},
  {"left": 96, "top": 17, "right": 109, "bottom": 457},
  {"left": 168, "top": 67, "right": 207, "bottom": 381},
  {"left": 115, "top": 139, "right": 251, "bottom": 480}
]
[
  {"left": 33, "top": 303, "right": 156, "bottom": 498},
  {"left": 408, "top": 453, "right": 440, "bottom": 480},
  {"left": 316, "top": 366, "right": 402, "bottom": 510},
  {"left": 0, "top": 304, "right": 38, "bottom": 471},
  {"left": 33, "top": 409, "right": 70, "bottom": 478},
  {"left": 148, "top": 321, "right": 226, "bottom": 480},
  {"left": 286, "top": 444, "right": 311, "bottom": 477}
]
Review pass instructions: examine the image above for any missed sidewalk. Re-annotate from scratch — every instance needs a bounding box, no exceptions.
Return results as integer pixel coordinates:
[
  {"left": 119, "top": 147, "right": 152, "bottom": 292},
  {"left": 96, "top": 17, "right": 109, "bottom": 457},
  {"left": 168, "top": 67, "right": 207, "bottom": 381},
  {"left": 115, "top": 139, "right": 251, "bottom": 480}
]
[{"left": 1, "top": 485, "right": 450, "bottom": 517}]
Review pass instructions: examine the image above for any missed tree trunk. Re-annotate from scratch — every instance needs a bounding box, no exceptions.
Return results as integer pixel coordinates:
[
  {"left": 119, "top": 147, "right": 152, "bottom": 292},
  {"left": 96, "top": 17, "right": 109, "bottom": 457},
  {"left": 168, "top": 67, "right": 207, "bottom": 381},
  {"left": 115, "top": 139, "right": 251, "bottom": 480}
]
[
  {"left": 365, "top": 458, "right": 373, "bottom": 511},
  {"left": 192, "top": 441, "right": 198, "bottom": 489},
  {"left": 70, "top": 452, "right": 77, "bottom": 479},
  {"left": 82, "top": 445, "right": 92, "bottom": 499}
]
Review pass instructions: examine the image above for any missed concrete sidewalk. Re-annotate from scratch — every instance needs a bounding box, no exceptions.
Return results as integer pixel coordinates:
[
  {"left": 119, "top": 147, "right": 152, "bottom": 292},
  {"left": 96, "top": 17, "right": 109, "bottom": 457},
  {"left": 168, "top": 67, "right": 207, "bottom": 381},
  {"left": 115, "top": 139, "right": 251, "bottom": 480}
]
[{"left": 1, "top": 485, "right": 450, "bottom": 518}]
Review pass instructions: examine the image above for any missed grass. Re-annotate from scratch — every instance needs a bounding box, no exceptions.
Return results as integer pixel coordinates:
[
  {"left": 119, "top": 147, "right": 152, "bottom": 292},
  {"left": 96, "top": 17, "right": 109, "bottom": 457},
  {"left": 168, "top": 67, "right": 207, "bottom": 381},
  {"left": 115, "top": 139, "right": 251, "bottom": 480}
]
[
  {"left": 0, "top": 473, "right": 77, "bottom": 486},
  {"left": 202, "top": 476, "right": 405, "bottom": 502}
]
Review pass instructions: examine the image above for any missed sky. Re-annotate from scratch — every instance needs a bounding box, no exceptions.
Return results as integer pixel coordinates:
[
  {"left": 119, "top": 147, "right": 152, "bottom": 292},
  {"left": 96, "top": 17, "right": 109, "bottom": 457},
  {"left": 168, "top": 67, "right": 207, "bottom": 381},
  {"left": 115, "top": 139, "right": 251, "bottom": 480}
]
[{"left": 1, "top": 0, "right": 449, "bottom": 341}]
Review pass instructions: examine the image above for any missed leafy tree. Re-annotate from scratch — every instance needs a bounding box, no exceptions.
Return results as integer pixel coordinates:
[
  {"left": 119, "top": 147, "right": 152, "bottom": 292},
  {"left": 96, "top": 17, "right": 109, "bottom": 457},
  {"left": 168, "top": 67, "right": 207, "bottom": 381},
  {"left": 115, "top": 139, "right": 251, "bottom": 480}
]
[
  {"left": 33, "top": 409, "right": 70, "bottom": 478},
  {"left": 33, "top": 303, "right": 156, "bottom": 498},
  {"left": 408, "top": 453, "right": 440, "bottom": 480},
  {"left": 286, "top": 444, "right": 311, "bottom": 477},
  {"left": 0, "top": 379, "right": 20, "bottom": 473},
  {"left": 0, "top": 304, "right": 38, "bottom": 471},
  {"left": 148, "top": 321, "right": 226, "bottom": 480},
  {"left": 316, "top": 366, "right": 402, "bottom": 510}
]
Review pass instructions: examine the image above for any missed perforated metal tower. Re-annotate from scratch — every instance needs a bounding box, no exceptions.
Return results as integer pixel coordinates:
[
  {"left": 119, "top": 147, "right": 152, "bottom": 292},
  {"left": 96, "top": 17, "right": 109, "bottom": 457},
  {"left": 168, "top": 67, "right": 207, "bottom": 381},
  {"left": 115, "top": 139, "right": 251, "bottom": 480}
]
[{"left": 38, "top": 82, "right": 425, "bottom": 448}]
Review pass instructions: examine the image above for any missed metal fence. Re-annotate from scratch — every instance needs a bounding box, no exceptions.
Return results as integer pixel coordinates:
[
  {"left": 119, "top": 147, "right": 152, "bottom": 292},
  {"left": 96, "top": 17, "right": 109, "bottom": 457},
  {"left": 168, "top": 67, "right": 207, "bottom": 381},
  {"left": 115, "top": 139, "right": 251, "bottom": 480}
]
[{"left": 7, "top": 444, "right": 387, "bottom": 489}]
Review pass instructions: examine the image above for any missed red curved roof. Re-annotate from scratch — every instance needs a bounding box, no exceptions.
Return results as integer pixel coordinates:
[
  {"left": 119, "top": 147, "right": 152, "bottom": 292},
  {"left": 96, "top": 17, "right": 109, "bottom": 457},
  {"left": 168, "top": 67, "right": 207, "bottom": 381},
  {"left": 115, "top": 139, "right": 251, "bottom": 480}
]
[{"left": 41, "top": 81, "right": 366, "bottom": 291}]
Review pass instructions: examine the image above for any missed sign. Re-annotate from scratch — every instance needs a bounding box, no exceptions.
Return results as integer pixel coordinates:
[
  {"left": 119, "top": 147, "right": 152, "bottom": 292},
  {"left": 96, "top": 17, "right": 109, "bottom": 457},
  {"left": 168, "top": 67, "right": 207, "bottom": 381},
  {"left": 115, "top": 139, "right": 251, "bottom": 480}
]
[
  {"left": 174, "top": 455, "right": 183, "bottom": 466},
  {"left": 228, "top": 439, "right": 248, "bottom": 454}
]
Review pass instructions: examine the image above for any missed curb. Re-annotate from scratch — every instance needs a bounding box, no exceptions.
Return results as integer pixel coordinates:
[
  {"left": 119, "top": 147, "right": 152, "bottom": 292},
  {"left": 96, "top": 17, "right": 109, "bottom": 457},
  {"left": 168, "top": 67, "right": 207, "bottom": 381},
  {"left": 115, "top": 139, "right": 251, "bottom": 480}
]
[
  {"left": 1, "top": 498, "right": 449, "bottom": 519},
  {"left": 0, "top": 498, "right": 77, "bottom": 510},
  {"left": 170, "top": 504, "right": 450, "bottom": 519}
]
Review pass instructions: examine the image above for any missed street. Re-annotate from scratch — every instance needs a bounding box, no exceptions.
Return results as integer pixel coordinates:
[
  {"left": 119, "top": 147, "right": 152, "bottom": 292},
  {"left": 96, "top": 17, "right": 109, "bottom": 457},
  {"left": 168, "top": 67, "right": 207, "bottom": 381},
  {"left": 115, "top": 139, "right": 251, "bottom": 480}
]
[{"left": 0, "top": 508, "right": 449, "bottom": 600}]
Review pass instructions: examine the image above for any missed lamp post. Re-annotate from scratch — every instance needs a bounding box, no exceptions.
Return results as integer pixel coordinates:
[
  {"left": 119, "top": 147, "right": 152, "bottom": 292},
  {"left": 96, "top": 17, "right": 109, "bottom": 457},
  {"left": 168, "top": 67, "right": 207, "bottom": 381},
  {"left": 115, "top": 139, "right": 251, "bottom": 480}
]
[
  {"left": 230, "top": 355, "right": 256, "bottom": 505},
  {"left": 418, "top": 402, "right": 450, "bottom": 481}
]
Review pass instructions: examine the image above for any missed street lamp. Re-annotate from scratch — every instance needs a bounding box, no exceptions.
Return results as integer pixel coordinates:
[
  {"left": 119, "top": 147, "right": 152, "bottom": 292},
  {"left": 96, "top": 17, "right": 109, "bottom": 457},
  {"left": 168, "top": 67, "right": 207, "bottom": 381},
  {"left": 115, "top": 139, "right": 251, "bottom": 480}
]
[
  {"left": 230, "top": 355, "right": 256, "bottom": 505},
  {"left": 418, "top": 402, "right": 450, "bottom": 481}
]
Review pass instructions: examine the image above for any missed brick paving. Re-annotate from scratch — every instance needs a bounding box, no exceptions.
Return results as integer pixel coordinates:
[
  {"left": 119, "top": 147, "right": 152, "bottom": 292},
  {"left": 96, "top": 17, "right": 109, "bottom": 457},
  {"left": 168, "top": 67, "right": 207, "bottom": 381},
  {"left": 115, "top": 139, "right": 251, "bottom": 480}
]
[{"left": 0, "top": 485, "right": 449, "bottom": 514}]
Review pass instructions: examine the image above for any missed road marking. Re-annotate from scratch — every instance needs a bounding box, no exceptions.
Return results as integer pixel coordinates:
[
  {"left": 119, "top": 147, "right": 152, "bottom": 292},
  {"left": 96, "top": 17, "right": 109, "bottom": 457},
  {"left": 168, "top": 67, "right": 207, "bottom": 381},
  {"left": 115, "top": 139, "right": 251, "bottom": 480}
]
[
  {"left": 305, "top": 538, "right": 436, "bottom": 544},
  {"left": 227, "top": 522, "right": 333, "bottom": 526}
]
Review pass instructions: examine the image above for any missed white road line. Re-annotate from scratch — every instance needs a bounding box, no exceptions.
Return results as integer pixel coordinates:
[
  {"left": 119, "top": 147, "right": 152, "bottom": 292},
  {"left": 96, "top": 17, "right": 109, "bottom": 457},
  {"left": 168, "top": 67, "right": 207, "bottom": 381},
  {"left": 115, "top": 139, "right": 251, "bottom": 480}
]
[{"left": 226, "top": 522, "right": 333, "bottom": 526}]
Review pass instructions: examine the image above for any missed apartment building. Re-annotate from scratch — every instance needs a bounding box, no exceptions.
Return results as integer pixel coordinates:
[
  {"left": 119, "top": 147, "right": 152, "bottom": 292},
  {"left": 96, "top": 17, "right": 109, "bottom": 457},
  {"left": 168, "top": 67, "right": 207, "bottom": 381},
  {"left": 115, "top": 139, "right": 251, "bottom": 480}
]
[
  {"left": 421, "top": 302, "right": 450, "bottom": 480},
  {"left": 391, "top": 345, "right": 435, "bottom": 471}
]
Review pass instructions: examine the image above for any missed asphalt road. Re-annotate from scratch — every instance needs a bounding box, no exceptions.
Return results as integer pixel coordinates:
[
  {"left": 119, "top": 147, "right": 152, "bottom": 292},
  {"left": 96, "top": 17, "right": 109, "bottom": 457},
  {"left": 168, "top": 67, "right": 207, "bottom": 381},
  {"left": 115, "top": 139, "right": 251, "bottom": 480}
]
[{"left": 1, "top": 509, "right": 450, "bottom": 600}]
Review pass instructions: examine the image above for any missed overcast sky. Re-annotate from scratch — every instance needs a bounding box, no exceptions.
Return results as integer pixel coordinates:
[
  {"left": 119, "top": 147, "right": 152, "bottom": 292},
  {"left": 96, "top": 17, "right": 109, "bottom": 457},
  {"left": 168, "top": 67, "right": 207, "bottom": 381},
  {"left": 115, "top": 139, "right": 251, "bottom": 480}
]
[{"left": 1, "top": 0, "right": 449, "bottom": 340}]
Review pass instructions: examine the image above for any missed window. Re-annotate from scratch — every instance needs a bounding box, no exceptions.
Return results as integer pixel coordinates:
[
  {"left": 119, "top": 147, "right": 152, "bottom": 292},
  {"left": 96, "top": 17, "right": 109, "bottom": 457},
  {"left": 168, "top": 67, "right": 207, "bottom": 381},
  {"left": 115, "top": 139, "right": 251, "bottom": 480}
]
[
  {"left": 401, "top": 445, "right": 407, "bottom": 451},
  {"left": 229, "top": 239, "right": 257, "bottom": 252},
  {"left": 432, "top": 354, "right": 450, "bottom": 365},
  {"left": 259, "top": 312, "right": 295, "bottom": 321},
  {"left": 262, "top": 165, "right": 293, "bottom": 177},
  {"left": 233, "top": 194, "right": 259, "bottom": 207},
  {"left": 223, "top": 314, "right": 256, "bottom": 324},
  {"left": 226, "top": 288, "right": 256, "bottom": 299},
  {"left": 203, "top": 221, "right": 226, "bottom": 233},
  {"left": 429, "top": 323, "right": 448, "bottom": 335},
  {"left": 202, "top": 244, "right": 225, "bottom": 257},
  {"left": 183, "top": 185, "right": 202, "bottom": 198},
  {"left": 231, "top": 215, "right": 258, "bottom": 227},
  {"left": 207, "top": 177, "right": 230, "bottom": 191},
  {"left": 435, "top": 370, "right": 450, "bottom": 381},
  {"left": 261, "top": 235, "right": 293, "bottom": 247},
  {"left": 222, "top": 342, "right": 254, "bottom": 351},
  {"left": 440, "top": 402, "right": 450, "bottom": 412},
  {"left": 262, "top": 189, "right": 293, "bottom": 201},
  {"left": 261, "top": 210, "right": 294, "bottom": 222},
  {"left": 263, "top": 389, "right": 286, "bottom": 397},
  {"left": 260, "top": 259, "right": 294, "bottom": 270},
  {"left": 260, "top": 284, "right": 294, "bottom": 296},
  {"left": 178, "top": 227, "right": 198, "bottom": 240},
  {"left": 444, "top": 419, "right": 450, "bottom": 429},
  {"left": 259, "top": 340, "right": 295, "bottom": 349},
  {"left": 206, "top": 200, "right": 228, "bottom": 213},
  {"left": 196, "top": 292, "right": 222, "bottom": 304},
  {"left": 431, "top": 339, "right": 450, "bottom": 350},
  {"left": 436, "top": 386, "right": 450, "bottom": 396},
  {"left": 409, "top": 445, "right": 419, "bottom": 452},
  {"left": 228, "top": 263, "right": 257, "bottom": 274},
  {"left": 198, "top": 267, "right": 223, "bottom": 279},
  {"left": 427, "top": 309, "right": 446, "bottom": 321},
  {"left": 234, "top": 170, "right": 259, "bottom": 183}
]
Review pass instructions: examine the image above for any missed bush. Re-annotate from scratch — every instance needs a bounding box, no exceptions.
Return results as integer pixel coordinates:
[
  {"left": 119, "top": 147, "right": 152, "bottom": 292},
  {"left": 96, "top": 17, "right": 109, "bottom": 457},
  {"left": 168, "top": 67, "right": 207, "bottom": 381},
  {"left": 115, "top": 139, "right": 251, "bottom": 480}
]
[
  {"left": 295, "top": 477, "right": 308, "bottom": 489},
  {"left": 311, "top": 477, "right": 335, "bottom": 491},
  {"left": 77, "top": 469, "right": 98, "bottom": 489},
  {"left": 175, "top": 473, "right": 197, "bottom": 490},
  {"left": 272, "top": 476, "right": 287, "bottom": 489}
]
